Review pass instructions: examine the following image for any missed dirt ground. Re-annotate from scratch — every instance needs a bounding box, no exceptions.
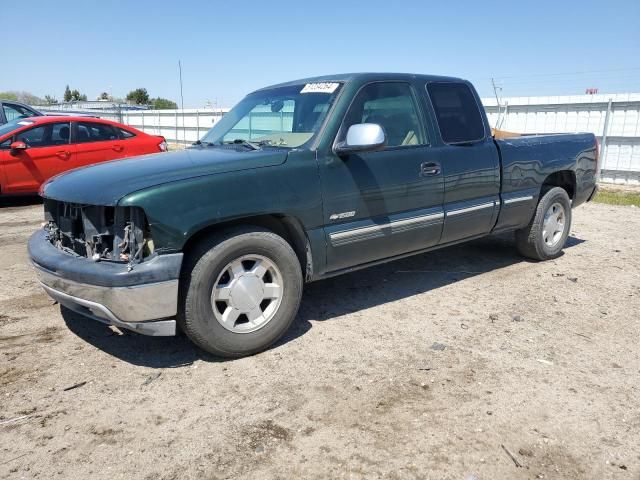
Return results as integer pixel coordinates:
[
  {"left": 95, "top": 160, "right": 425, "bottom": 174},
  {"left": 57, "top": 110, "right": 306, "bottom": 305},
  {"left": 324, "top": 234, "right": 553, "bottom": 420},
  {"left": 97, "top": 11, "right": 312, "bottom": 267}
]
[{"left": 1, "top": 197, "right": 639, "bottom": 480}]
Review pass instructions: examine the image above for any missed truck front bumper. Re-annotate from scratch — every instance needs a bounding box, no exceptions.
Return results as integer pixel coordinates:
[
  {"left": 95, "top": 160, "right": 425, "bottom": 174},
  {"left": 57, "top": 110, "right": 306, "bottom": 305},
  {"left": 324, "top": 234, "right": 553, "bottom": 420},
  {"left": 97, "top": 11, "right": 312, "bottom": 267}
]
[{"left": 28, "top": 229, "right": 183, "bottom": 336}]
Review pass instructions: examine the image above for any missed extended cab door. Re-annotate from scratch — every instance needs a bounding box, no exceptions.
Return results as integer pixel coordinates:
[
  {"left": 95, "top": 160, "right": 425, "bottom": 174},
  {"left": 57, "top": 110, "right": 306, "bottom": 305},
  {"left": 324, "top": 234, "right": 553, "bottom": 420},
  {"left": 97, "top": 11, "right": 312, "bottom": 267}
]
[
  {"left": 423, "top": 82, "right": 501, "bottom": 244},
  {"left": 0, "top": 121, "right": 75, "bottom": 194},
  {"left": 319, "top": 82, "right": 444, "bottom": 272}
]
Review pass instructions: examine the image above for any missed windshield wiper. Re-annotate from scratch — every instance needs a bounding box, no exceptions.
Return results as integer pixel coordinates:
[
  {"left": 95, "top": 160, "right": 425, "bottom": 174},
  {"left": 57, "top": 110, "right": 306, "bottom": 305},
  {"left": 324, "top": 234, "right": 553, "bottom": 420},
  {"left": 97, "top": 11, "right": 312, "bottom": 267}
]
[
  {"left": 222, "top": 139, "right": 259, "bottom": 150},
  {"left": 192, "top": 140, "right": 215, "bottom": 147}
]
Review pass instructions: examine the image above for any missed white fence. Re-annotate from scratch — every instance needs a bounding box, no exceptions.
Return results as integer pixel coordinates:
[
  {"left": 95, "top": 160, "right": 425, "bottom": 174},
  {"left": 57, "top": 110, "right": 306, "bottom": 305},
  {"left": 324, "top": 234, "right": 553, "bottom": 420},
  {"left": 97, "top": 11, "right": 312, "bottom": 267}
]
[
  {"left": 484, "top": 93, "right": 640, "bottom": 184},
  {"left": 117, "top": 108, "right": 229, "bottom": 145},
  {"left": 36, "top": 108, "right": 229, "bottom": 146},
  {"left": 39, "top": 92, "right": 640, "bottom": 185}
]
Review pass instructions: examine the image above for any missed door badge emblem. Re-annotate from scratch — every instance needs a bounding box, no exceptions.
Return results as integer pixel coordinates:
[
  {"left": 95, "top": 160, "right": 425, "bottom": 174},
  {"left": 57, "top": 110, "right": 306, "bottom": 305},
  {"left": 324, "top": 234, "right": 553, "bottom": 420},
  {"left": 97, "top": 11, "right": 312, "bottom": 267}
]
[{"left": 329, "top": 211, "right": 356, "bottom": 221}]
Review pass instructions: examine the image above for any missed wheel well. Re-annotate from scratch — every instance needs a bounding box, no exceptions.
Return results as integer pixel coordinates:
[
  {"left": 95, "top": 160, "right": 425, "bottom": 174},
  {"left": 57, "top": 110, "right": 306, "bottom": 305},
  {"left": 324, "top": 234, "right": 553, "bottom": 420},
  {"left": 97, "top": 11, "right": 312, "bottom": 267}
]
[
  {"left": 181, "top": 214, "right": 313, "bottom": 280},
  {"left": 541, "top": 170, "right": 576, "bottom": 199}
]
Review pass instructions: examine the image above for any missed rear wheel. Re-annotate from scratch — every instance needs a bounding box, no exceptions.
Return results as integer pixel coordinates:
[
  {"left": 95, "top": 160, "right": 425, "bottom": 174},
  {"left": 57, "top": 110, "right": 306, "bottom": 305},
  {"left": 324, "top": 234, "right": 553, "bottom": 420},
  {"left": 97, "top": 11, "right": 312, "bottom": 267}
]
[
  {"left": 515, "top": 187, "right": 572, "bottom": 261},
  {"left": 179, "top": 226, "right": 303, "bottom": 357}
]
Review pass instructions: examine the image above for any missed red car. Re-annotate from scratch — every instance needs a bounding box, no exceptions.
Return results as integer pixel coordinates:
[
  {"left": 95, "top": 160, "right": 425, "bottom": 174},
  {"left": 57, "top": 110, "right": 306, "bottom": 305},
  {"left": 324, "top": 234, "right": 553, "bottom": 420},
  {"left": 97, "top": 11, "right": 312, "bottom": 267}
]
[{"left": 0, "top": 116, "right": 167, "bottom": 195}]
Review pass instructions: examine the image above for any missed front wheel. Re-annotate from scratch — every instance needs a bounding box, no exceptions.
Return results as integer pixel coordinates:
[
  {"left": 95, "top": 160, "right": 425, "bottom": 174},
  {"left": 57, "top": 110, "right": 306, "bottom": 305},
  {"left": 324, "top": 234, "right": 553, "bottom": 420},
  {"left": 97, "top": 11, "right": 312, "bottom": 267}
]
[
  {"left": 515, "top": 187, "right": 572, "bottom": 261},
  {"left": 179, "top": 226, "right": 303, "bottom": 357}
]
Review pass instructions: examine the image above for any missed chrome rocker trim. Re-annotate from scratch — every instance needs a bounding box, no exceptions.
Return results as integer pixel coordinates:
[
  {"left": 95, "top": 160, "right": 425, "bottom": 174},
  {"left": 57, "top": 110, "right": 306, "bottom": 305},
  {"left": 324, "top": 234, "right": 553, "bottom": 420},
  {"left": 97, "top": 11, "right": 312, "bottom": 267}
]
[
  {"left": 330, "top": 212, "right": 444, "bottom": 246},
  {"left": 446, "top": 201, "right": 496, "bottom": 217},
  {"left": 503, "top": 195, "right": 534, "bottom": 205}
]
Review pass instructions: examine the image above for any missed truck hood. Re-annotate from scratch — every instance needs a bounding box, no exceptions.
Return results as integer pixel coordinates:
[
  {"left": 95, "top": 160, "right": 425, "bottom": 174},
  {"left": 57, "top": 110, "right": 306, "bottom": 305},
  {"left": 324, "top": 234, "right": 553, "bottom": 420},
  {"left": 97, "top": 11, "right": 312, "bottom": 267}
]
[{"left": 42, "top": 147, "right": 289, "bottom": 205}]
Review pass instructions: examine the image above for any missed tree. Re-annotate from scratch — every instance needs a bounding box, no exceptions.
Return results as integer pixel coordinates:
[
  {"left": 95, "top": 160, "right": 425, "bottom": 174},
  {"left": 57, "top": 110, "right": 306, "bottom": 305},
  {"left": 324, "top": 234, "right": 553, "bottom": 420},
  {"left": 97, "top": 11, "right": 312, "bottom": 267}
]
[
  {"left": 19, "top": 92, "right": 44, "bottom": 105},
  {"left": 66, "top": 89, "right": 87, "bottom": 102},
  {"left": 126, "top": 88, "right": 150, "bottom": 105},
  {"left": 152, "top": 97, "right": 177, "bottom": 109},
  {"left": 44, "top": 95, "right": 58, "bottom": 105},
  {"left": 98, "top": 92, "right": 110, "bottom": 100},
  {"left": 0, "top": 91, "right": 43, "bottom": 104},
  {"left": 0, "top": 91, "right": 18, "bottom": 101},
  {"left": 63, "top": 86, "right": 86, "bottom": 102}
]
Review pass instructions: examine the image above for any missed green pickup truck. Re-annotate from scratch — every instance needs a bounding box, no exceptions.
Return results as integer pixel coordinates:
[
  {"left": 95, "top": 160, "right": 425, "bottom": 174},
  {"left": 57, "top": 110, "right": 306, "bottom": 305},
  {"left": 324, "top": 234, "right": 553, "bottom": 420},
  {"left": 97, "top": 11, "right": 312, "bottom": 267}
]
[{"left": 29, "top": 73, "right": 599, "bottom": 357}]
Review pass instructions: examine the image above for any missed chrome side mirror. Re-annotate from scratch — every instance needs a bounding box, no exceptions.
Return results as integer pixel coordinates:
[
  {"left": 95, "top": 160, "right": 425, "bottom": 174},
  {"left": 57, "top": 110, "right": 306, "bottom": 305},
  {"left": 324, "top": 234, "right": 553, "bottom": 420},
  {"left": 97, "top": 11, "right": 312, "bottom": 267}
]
[{"left": 334, "top": 123, "right": 386, "bottom": 155}]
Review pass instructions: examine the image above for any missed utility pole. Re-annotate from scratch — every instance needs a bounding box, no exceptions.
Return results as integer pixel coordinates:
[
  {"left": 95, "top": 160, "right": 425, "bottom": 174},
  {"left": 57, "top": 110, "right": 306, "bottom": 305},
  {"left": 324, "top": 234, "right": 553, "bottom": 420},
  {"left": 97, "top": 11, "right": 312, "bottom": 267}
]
[
  {"left": 491, "top": 78, "right": 503, "bottom": 130},
  {"left": 179, "top": 60, "right": 186, "bottom": 144}
]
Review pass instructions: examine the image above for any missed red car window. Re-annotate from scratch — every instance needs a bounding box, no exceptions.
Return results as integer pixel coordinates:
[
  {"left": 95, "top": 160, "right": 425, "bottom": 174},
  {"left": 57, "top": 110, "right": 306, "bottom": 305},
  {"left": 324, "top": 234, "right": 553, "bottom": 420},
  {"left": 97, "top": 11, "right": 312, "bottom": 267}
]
[
  {"left": 16, "top": 122, "right": 71, "bottom": 147},
  {"left": 76, "top": 122, "right": 119, "bottom": 143},
  {"left": 118, "top": 128, "right": 136, "bottom": 139}
]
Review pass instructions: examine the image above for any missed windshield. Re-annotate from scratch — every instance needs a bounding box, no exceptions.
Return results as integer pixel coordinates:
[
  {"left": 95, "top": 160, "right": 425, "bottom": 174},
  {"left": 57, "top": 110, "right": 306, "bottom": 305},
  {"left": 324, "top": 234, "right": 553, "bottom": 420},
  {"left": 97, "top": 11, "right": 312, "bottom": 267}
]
[
  {"left": 0, "top": 118, "right": 35, "bottom": 138},
  {"left": 199, "top": 82, "right": 342, "bottom": 148}
]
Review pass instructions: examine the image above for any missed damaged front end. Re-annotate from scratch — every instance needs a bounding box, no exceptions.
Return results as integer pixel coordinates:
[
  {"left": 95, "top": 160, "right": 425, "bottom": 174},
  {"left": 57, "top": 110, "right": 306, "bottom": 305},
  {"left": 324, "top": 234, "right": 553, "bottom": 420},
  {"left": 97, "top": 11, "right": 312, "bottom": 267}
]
[
  {"left": 43, "top": 199, "right": 154, "bottom": 268},
  {"left": 29, "top": 199, "right": 182, "bottom": 336}
]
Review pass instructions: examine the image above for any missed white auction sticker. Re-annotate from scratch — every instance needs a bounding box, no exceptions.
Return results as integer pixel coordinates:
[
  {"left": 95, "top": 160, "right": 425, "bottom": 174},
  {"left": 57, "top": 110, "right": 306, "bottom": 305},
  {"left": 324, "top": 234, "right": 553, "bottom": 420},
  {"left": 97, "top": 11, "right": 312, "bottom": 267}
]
[
  {"left": 17, "top": 121, "right": 34, "bottom": 126},
  {"left": 300, "top": 82, "right": 339, "bottom": 94}
]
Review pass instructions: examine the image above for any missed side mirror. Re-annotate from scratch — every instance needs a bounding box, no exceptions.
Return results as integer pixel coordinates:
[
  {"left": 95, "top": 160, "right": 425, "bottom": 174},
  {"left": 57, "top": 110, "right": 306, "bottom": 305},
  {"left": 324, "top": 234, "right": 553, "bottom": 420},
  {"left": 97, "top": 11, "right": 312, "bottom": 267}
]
[
  {"left": 10, "top": 141, "right": 27, "bottom": 154},
  {"left": 334, "top": 123, "right": 386, "bottom": 156}
]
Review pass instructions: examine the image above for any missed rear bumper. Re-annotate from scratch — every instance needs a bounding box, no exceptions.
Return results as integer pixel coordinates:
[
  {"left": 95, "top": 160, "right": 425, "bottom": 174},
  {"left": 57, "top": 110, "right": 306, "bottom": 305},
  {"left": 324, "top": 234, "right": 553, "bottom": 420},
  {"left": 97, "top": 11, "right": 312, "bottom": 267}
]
[{"left": 28, "top": 229, "right": 182, "bottom": 336}]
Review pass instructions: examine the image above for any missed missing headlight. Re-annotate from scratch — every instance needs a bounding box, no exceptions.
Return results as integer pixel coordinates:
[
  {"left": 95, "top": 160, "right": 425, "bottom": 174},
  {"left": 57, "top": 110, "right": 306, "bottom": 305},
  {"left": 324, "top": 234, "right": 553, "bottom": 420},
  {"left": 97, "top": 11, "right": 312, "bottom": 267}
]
[{"left": 44, "top": 200, "right": 153, "bottom": 266}]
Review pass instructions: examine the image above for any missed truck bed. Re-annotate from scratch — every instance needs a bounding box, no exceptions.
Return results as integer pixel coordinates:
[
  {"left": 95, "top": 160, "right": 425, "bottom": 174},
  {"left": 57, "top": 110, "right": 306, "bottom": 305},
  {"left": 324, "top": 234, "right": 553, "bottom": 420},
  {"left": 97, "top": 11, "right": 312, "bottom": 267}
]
[{"left": 492, "top": 132, "right": 598, "bottom": 232}]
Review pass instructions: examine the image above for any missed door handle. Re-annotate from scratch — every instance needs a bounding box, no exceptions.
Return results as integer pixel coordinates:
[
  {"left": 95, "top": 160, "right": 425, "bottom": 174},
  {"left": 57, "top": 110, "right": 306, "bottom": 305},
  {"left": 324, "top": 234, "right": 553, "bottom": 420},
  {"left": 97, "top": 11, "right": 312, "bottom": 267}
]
[
  {"left": 56, "top": 150, "right": 71, "bottom": 160},
  {"left": 420, "top": 162, "right": 441, "bottom": 176},
  {"left": 112, "top": 145, "right": 124, "bottom": 152}
]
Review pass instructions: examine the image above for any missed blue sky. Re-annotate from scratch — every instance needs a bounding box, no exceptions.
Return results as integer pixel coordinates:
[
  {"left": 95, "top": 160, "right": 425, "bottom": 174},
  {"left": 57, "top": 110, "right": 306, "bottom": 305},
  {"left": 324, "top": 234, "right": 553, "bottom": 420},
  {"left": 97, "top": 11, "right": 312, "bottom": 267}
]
[{"left": 3, "top": 0, "right": 639, "bottom": 107}]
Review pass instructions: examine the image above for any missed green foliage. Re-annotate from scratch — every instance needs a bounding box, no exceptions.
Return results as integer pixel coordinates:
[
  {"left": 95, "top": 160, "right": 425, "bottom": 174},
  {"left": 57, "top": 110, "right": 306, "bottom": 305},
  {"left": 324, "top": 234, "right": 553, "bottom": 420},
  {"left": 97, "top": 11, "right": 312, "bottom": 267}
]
[
  {"left": 65, "top": 88, "right": 87, "bottom": 102},
  {"left": 152, "top": 97, "right": 178, "bottom": 109},
  {"left": 0, "top": 91, "right": 43, "bottom": 104},
  {"left": 126, "top": 88, "right": 150, "bottom": 105},
  {"left": 0, "top": 91, "right": 18, "bottom": 101},
  {"left": 593, "top": 187, "right": 640, "bottom": 207},
  {"left": 20, "top": 92, "right": 44, "bottom": 105},
  {"left": 98, "top": 92, "right": 110, "bottom": 100},
  {"left": 44, "top": 95, "right": 58, "bottom": 105}
]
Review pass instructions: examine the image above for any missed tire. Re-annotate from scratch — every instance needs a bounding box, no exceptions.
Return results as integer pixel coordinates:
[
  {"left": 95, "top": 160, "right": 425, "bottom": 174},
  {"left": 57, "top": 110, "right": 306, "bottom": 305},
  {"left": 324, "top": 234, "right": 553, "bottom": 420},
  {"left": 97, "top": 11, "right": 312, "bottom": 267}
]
[
  {"left": 515, "top": 187, "right": 572, "bottom": 261},
  {"left": 178, "top": 226, "right": 303, "bottom": 358}
]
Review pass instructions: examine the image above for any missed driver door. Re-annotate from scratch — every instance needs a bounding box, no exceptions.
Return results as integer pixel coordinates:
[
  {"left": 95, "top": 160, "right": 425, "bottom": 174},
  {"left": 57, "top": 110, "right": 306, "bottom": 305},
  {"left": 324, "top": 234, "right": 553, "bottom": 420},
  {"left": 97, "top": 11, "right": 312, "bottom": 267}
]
[
  {"left": 1, "top": 122, "right": 75, "bottom": 193},
  {"left": 319, "top": 82, "right": 445, "bottom": 272}
]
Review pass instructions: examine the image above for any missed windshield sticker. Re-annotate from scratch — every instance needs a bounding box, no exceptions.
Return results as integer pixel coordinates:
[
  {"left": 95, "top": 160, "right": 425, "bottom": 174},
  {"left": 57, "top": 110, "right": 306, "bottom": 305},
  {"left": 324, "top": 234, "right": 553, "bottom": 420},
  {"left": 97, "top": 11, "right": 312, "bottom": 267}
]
[
  {"left": 17, "top": 121, "right": 34, "bottom": 126},
  {"left": 300, "top": 82, "right": 339, "bottom": 94}
]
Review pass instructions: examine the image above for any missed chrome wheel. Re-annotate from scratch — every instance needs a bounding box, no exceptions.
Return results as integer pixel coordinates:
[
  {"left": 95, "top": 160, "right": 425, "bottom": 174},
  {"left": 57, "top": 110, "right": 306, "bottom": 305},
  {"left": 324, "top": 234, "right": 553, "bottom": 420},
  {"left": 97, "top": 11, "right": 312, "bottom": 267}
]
[
  {"left": 211, "top": 255, "right": 283, "bottom": 333},
  {"left": 542, "top": 202, "right": 566, "bottom": 247}
]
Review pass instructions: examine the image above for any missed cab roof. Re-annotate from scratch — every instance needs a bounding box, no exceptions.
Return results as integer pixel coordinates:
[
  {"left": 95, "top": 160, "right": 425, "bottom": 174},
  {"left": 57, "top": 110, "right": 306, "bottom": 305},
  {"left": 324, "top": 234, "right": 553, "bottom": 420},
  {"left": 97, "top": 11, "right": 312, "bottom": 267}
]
[{"left": 257, "top": 72, "right": 466, "bottom": 91}]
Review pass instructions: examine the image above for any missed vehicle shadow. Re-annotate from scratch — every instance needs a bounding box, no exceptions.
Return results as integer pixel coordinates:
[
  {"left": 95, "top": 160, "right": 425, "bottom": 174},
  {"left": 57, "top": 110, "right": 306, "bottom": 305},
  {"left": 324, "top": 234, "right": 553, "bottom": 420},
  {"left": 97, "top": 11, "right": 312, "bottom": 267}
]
[
  {"left": 62, "top": 233, "right": 586, "bottom": 368},
  {"left": 0, "top": 195, "right": 42, "bottom": 208}
]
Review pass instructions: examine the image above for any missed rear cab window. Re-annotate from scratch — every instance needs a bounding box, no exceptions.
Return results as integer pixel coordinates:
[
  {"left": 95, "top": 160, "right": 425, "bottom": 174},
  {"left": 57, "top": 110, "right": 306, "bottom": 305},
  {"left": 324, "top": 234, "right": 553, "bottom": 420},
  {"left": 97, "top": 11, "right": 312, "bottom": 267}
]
[{"left": 426, "top": 82, "right": 486, "bottom": 144}]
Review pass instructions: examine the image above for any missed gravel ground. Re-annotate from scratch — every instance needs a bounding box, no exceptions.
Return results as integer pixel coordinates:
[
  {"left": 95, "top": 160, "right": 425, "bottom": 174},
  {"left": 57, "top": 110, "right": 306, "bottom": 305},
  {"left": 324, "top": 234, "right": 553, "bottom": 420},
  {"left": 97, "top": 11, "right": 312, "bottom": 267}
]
[{"left": 1, "top": 197, "right": 639, "bottom": 480}]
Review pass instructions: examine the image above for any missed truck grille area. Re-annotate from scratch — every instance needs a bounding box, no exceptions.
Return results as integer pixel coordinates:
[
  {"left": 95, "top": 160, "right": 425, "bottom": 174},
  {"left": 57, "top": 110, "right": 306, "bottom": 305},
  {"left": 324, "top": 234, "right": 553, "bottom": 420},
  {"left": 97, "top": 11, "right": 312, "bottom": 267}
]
[{"left": 43, "top": 199, "right": 152, "bottom": 263}]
